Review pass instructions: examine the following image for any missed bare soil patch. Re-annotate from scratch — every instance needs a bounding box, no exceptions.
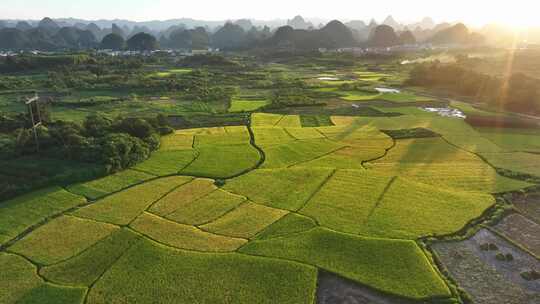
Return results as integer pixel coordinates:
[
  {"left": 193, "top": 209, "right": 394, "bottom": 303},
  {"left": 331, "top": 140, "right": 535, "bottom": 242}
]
[{"left": 493, "top": 213, "right": 540, "bottom": 257}]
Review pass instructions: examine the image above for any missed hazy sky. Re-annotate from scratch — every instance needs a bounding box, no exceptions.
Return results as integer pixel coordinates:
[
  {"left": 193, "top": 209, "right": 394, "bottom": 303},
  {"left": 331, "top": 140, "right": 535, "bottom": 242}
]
[{"left": 2, "top": 0, "right": 537, "bottom": 27}]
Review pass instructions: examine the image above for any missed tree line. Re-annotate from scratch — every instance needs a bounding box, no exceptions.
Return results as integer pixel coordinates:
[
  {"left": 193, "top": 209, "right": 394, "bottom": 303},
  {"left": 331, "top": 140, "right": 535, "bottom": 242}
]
[{"left": 407, "top": 62, "right": 540, "bottom": 115}]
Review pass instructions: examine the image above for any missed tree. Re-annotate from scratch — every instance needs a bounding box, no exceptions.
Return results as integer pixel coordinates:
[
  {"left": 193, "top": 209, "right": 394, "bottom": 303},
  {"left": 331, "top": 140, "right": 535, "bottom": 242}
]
[
  {"left": 126, "top": 32, "right": 158, "bottom": 51},
  {"left": 369, "top": 25, "right": 400, "bottom": 47},
  {"left": 101, "top": 33, "right": 125, "bottom": 50}
]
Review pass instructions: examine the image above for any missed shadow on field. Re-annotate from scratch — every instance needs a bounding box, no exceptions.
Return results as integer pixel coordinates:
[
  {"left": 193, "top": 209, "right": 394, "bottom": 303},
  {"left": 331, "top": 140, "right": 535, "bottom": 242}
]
[{"left": 316, "top": 271, "right": 416, "bottom": 304}]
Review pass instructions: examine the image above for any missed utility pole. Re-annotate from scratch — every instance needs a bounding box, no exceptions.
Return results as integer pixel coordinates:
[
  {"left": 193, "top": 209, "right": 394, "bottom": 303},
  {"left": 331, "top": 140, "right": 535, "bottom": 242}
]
[{"left": 25, "top": 93, "right": 41, "bottom": 152}]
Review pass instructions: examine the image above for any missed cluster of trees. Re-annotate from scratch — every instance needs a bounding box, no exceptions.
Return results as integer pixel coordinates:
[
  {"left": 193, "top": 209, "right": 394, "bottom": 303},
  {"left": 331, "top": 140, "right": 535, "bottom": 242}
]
[
  {"left": 0, "top": 113, "right": 173, "bottom": 172},
  {"left": 407, "top": 62, "right": 540, "bottom": 115}
]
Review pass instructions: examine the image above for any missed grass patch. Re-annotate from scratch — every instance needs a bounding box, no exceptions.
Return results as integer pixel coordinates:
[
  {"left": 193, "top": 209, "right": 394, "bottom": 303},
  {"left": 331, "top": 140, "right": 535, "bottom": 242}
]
[
  {"left": 166, "top": 189, "right": 246, "bottom": 225},
  {"left": 476, "top": 128, "right": 540, "bottom": 153},
  {"left": 86, "top": 238, "right": 317, "bottom": 304},
  {"left": 0, "top": 252, "right": 86, "bottom": 304},
  {"left": 40, "top": 229, "right": 142, "bottom": 286},
  {"left": 72, "top": 176, "right": 192, "bottom": 225},
  {"left": 240, "top": 227, "right": 451, "bottom": 300},
  {"left": 200, "top": 202, "right": 288, "bottom": 239},
  {"left": 0, "top": 187, "right": 86, "bottom": 246},
  {"left": 224, "top": 168, "right": 334, "bottom": 211},
  {"left": 131, "top": 212, "right": 247, "bottom": 252},
  {"left": 67, "top": 169, "right": 155, "bottom": 200},
  {"left": 9, "top": 215, "right": 118, "bottom": 265},
  {"left": 149, "top": 178, "right": 216, "bottom": 216}
]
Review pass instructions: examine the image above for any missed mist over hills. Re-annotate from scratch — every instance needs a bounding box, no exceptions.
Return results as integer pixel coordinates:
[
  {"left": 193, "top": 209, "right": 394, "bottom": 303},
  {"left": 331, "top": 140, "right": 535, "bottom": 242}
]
[{"left": 0, "top": 15, "right": 535, "bottom": 51}]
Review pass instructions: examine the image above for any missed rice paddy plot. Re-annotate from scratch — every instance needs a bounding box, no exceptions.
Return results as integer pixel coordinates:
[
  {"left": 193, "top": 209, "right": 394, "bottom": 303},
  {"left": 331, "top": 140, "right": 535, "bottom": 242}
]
[
  {"left": 240, "top": 227, "right": 451, "bottom": 300},
  {"left": 40, "top": 229, "right": 142, "bottom": 287},
  {"left": 366, "top": 138, "right": 529, "bottom": 193},
  {"left": 251, "top": 113, "right": 283, "bottom": 126},
  {"left": 300, "top": 170, "right": 394, "bottom": 234},
  {"left": 9, "top": 215, "right": 118, "bottom": 265},
  {"left": 359, "top": 177, "right": 495, "bottom": 239},
  {"left": 298, "top": 139, "right": 392, "bottom": 169},
  {"left": 275, "top": 115, "right": 302, "bottom": 128},
  {"left": 200, "top": 202, "right": 288, "bottom": 239},
  {"left": 86, "top": 238, "right": 317, "bottom": 304},
  {"left": 165, "top": 189, "right": 246, "bottom": 225},
  {"left": 194, "top": 126, "right": 251, "bottom": 147},
  {"left": 285, "top": 127, "right": 326, "bottom": 140},
  {"left": 299, "top": 115, "right": 334, "bottom": 127},
  {"left": 149, "top": 178, "right": 216, "bottom": 217},
  {"left": 255, "top": 213, "right": 318, "bottom": 240},
  {"left": 0, "top": 252, "right": 86, "bottom": 304},
  {"left": 72, "top": 176, "right": 192, "bottom": 225},
  {"left": 476, "top": 128, "right": 540, "bottom": 152},
  {"left": 160, "top": 133, "right": 194, "bottom": 150},
  {"left": 480, "top": 152, "right": 540, "bottom": 177},
  {"left": 133, "top": 150, "right": 198, "bottom": 176},
  {"left": 131, "top": 212, "right": 246, "bottom": 252},
  {"left": 67, "top": 169, "right": 155, "bottom": 200},
  {"left": 261, "top": 139, "right": 347, "bottom": 168},
  {"left": 223, "top": 167, "right": 334, "bottom": 211},
  {"left": 252, "top": 127, "right": 296, "bottom": 146},
  {"left": 181, "top": 144, "right": 261, "bottom": 178},
  {"left": 0, "top": 187, "right": 86, "bottom": 246},
  {"left": 229, "top": 99, "right": 269, "bottom": 112}
]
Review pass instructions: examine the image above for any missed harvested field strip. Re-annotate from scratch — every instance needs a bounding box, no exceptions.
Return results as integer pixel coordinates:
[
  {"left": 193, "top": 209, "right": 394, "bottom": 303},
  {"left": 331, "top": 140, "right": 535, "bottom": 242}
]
[
  {"left": 0, "top": 252, "right": 86, "bottom": 304},
  {"left": 165, "top": 189, "right": 246, "bottom": 226},
  {"left": 130, "top": 212, "right": 247, "bottom": 252},
  {"left": 149, "top": 178, "right": 216, "bottom": 217},
  {"left": 223, "top": 168, "right": 335, "bottom": 211},
  {"left": 0, "top": 187, "right": 86, "bottom": 248},
  {"left": 72, "top": 176, "right": 193, "bottom": 225},
  {"left": 8, "top": 215, "right": 118, "bottom": 265},
  {"left": 67, "top": 170, "right": 155, "bottom": 200},
  {"left": 492, "top": 213, "right": 540, "bottom": 257},
  {"left": 240, "top": 228, "right": 451, "bottom": 300},
  {"left": 40, "top": 229, "right": 142, "bottom": 287},
  {"left": 432, "top": 229, "right": 540, "bottom": 304},
  {"left": 200, "top": 202, "right": 288, "bottom": 239},
  {"left": 86, "top": 238, "right": 318, "bottom": 304}
]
